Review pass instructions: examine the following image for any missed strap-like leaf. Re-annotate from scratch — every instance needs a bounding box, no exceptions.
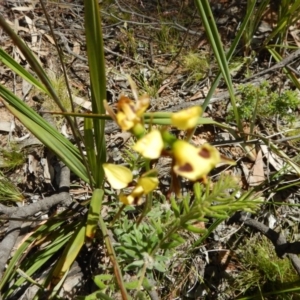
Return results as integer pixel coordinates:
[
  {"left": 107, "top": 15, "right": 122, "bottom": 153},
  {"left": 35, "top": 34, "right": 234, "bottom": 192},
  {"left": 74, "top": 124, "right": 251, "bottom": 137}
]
[{"left": 0, "top": 85, "right": 89, "bottom": 183}]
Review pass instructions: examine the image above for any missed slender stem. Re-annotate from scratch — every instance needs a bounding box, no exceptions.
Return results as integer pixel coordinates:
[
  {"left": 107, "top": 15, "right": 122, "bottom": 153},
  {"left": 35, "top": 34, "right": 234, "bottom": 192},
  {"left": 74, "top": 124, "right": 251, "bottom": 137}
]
[{"left": 98, "top": 216, "right": 129, "bottom": 300}]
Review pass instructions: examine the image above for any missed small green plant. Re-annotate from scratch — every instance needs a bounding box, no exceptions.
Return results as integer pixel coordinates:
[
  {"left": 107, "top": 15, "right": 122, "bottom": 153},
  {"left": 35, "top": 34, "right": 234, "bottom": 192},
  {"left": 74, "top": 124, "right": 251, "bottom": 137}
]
[
  {"left": 234, "top": 234, "right": 299, "bottom": 298},
  {"left": 227, "top": 81, "right": 300, "bottom": 124},
  {"left": 285, "top": 127, "right": 300, "bottom": 146},
  {"left": 102, "top": 1, "right": 131, "bottom": 25},
  {"left": 0, "top": 147, "right": 24, "bottom": 170},
  {"left": 113, "top": 203, "right": 173, "bottom": 273},
  {"left": 182, "top": 53, "right": 247, "bottom": 84},
  {"left": 0, "top": 170, "right": 24, "bottom": 202},
  {"left": 98, "top": 175, "right": 260, "bottom": 298},
  {"left": 228, "top": 56, "right": 251, "bottom": 77},
  {"left": 39, "top": 70, "right": 78, "bottom": 127},
  {"left": 119, "top": 27, "right": 138, "bottom": 58},
  {"left": 133, "top": 70, "right": 163, "bottom": 98},
  {"left": 156, "top": 24, "right": 180, "bottom": 54},
  {"left": 182, "top": 51, "right": 209, "bottom": 82}
]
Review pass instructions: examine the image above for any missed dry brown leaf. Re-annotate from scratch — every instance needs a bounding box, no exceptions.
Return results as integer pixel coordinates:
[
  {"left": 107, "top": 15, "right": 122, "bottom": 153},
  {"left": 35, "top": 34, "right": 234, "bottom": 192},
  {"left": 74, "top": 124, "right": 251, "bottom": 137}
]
[
  {"left": 24, "top": 15, "right": 37, "bottom": 45},
  {"left": 289, "top": 26, "right": 300, "bottom": 47},
  {"left": 73, "top": 41, "right": 81, "bottom": 55},
  {"left": 260, "top": 144, "right": 284, "bottom": 171},
  {"left": 248, "top": 148, "right": 265, "bottom": 186},
  {"left": 0, "top": 121, "right": 12, "bottom": 132},
  {"left": 189, "top": 86, "right": 210, "bottom": 101},
  {"left": 11, "top": 6, "right": 34, "bottom": 12},
  {"left": 73, "top": 96, "right": 92, "bottom": 110},
  {"left": 188, "top": 90, "right": 204, "bottom": 101},
  {"left": 44, "top": 33, "right": 55, "bottom": 45}
]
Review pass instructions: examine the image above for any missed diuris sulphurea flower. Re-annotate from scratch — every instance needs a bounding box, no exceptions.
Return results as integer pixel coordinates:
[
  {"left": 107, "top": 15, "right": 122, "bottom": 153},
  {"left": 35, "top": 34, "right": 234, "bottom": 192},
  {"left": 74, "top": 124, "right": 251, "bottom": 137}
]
[
  {"left": 172, "top": 140, "right": 221, "bottom": 181},
  {"left": 119, "top": 177, "right": 159, "bottom": 205},
  {"left": 114, "top": 94, "right": 149, "bottom": 131},
  {"left": 103, "top": 75, "right": 150, "bottom": 133},
  {"left": 171, "top": 106, "right": 202, "bottom": 130},
  {"left": 132, "top": 129, "right": 164, "bottom": 159},
  {"left": 103, "top": 163, "right": 133, "bottom": 189},
  {"left": 103, "top": 163, "right": 158, "bottom": 206}
]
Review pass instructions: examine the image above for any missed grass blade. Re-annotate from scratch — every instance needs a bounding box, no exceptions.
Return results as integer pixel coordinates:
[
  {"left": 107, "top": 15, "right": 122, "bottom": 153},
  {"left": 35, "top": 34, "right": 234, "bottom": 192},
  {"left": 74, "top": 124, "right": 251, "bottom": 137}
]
[
  {"left": 0, "top": 48, "right": 47, "bottom": 93},
  {"left": 267, "top": 48, "right": 300, "bottom": 90},
  {"left": 84, "top": 118, "right": 97, "bottom": 179},
  {"left": 194, "top": 0, "right": 243, "bottom": 132},
  {"left": 201, "top": 0, "right": 257, "bottom": 110},
  {"left": 0, "top": 217, "right": 66, "bottom": 290},
  {"left": 86, "top": 189, "right": 103, "bottom": 239},
  {"left": 51, "top": 220, "right": 86, "bottom": 284},
  {"left": 0, "top": 85, "right": 89, "bottom": 182},
  {"left": 84, "top": 0, "right": 107, "bottom": 187},
  {"left": 2, "top": 220, "right": 76, "bottom": 298}
]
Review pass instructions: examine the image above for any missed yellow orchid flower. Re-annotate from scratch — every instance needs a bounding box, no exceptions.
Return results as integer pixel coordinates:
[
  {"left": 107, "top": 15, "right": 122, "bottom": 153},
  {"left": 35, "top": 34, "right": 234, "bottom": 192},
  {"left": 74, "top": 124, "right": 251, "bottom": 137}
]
[
  {"left": 104, "top": 76, "right": 150, "bottom": 132},
  {"left": 137, "top": 177, "right": 159, "bottom": 193},
  {"left": 116, "top": 110, "right": 135, "bottom": 132},
  {"left": 119, "top": 177, "right": 158, "bottom": 205},
  {"left": 135, "top": 94, "right": 150, "bottom": 115},
  {"left": 116, "top": 94, "right": 150, "bottom": 131},
  {"left": 172, "top": 140, "right": 221, "bottom": 181},
  {"left": 132, "top": 129, "right": 164, "bottom": 159},
  {"left": 171, "top": 106, "right": 202, "bottom": 130},
  {"left": 116, "top": 96, "right": 138, "bottom": 131},
  {"left": 103, "top": 163, "right": 133, "bottom": 189}
]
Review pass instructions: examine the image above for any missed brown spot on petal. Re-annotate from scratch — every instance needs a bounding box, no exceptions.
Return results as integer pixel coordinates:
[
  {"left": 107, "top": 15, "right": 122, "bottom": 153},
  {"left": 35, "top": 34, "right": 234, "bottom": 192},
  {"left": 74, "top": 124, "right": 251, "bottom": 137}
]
[
  {"left": 178, "top": 163, "right": 193, "bottom": 172},
  {"left": 198, "top": 147, "right": 210, "bottom": 159}
]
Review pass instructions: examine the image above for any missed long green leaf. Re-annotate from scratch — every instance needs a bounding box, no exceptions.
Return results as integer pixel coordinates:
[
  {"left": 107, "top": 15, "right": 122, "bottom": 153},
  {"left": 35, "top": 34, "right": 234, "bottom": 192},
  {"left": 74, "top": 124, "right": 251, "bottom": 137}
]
[
  {"left": 267, "top": 48, "right": 300, "bottom": 90},
  {"left": 0, "top": 15, "right": 71, "bottom": 117},
  {"left": 84, "top": 118, "right": 97, "bottom": 179},
  {"left": 0, "top": 14, "right": 83, "bottom": 150},
  {"left": 86, "top": 189, "right": 103, "bottom": 239},
  {"left": 51, "top": 220, "right": 85, "bottom": 284},
  {"left": 2, "top": 220, "right": 77, "bottom": 298},
  {"left": 0, "top": 216, "right": 66, "bottom": 290},
  {"left": 263, "top": 1, "right": 300, "bottom": 46},
  {"left": 194, "top": 0, "right": 242, "bottom": 132},
  {"left": 0, "top": 48, "right": 47, "bottom": 94},
  {"left": 0, "top": 85, "right": 89, "bottom": 183},
  {"left": 84, "top": 0, "right": 107, "bottom": 187},
  {"left": 201, "top": 0, "right": 257, "bottom": 110}
]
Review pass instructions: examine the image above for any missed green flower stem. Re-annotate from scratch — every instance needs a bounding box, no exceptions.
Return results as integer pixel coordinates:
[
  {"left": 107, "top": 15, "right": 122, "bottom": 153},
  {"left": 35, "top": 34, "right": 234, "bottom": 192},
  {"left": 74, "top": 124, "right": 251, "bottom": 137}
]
[
  {"left": 185, "top": 127, "right": 196, "bottom": 142},
  {"left": 110, "top": 204, "right": 126, "bottom": 226},
  {"left": 98, "top": 216, "right": 129, "bottom": 299},
  {"left": 43, "top": 111, "right": 237, "bottom": 135},
  {"left": 137, "top": 158, "right": 153, "bottom": 225},
  {"left": 161, "top": 130, "right": 177, "bottom": 146}
]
